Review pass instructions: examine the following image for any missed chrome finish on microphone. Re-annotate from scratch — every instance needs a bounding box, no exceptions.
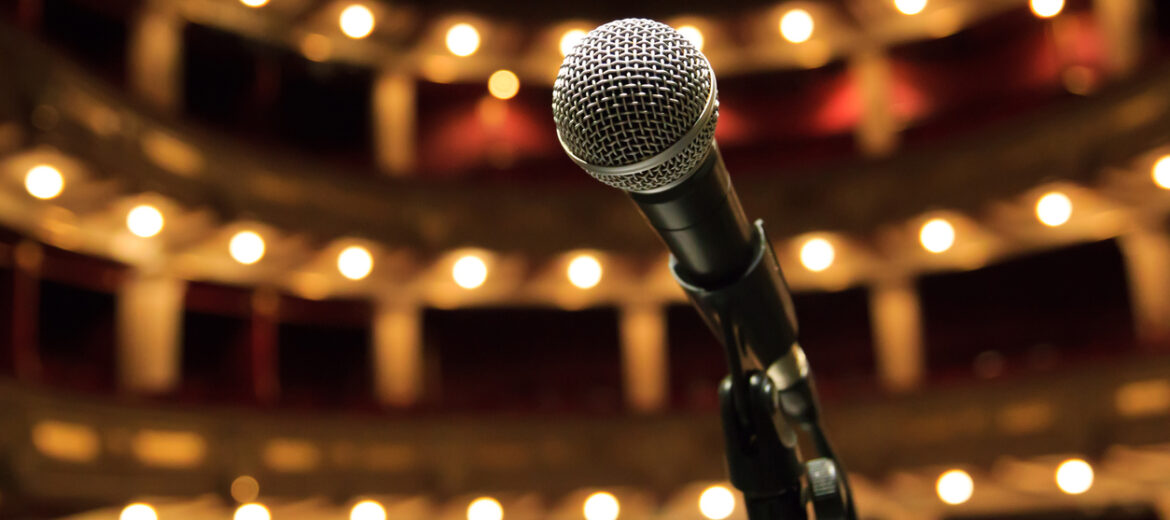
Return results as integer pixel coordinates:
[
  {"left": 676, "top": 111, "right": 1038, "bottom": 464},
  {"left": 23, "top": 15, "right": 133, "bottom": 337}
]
[{"left": 552, "top": 18, "right": 719, "bottom": 193}]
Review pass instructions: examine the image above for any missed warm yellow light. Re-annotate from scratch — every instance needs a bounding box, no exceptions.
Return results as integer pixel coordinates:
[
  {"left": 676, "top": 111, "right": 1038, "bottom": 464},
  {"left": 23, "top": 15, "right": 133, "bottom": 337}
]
[
  {"left": 229, "top": 231, "right": 266, "bottom": 265},
  {"left": 351, "top": 500, "right": 387, "bottom": 520},
  {"left": 583, "top": 492, "right": 620, "bottom": 520},
  {"left": 446, "top": 23, "right": 481, "bottom": 57},
  {"left": 126, "top": 204, "right": 164, "bottom": 238},
  {"left": 1035, "top": 192, "right": 1072, "bottom": 227},
  {"left": 780, "top": 9, "right": 814, "bottom": 44},
  {"left": 1153, "top": 155, "right": 1170, "bottom": 189},
  {"left": 1056, "top": 459, "right": 1093, "bottom": 495},
  {"left": 230, "top": 475, "right": 260, "bottom": 503},
  {"left": 919, "top": 218, "right": 955, "bottom": 253},
  {"left": 25, "top": 165, "right": 64, "bottom": 200},
  {"left": 339, "top": 4, "right": 375, "bottom": 39},
  {"left": 240, "top": 0, "right": 268, "bottom": 7},
  {"left": 467, "top": 497, "right": 503, "bottom": 520},
  {"left": 338, "top": 245, "right": 374, "bottom": 280},
  {"left": 677, "top": 25, "right": 705, "bottom": 51},
  {"left": 301, "top": 33, "right": 332, "bottom": 62},
  {"left": 894, "top": 0, "right": 927, "bottom": 15},
  {"left": 698, "top": 485, "right": 735, "bottom": 520},
  {"left": 488, "top": 70, "right": 520, "bottom": 100},
  {"left": 799, "top": 238, "right": 835, "bottom": 272},
  {"left": 453, "top": 254, "right": 488, "bottom": 289},
  {"left": 567, "top": 254, "right": 603, "bottom": 289},
  {"left": 560, "top": 29, "right": 587, "bottom": 57},
  {"left": 1030, "top": 0, "right": 1064, "bottom": 18},
  {"left": 234, "top": 503, "right": 271, "bottom": 520},
  {"left": 120, "top": 503, "right": 158, "bottom": 520},
  {"left": 936, "top": 469, "right": 974, "bottom": 505}
]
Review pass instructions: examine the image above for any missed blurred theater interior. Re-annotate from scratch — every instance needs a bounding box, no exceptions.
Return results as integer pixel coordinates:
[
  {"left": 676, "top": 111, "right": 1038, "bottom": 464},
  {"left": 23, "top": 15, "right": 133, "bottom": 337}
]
[{"left": 3, "top": 0, "right": 1170, "bottom": 518}]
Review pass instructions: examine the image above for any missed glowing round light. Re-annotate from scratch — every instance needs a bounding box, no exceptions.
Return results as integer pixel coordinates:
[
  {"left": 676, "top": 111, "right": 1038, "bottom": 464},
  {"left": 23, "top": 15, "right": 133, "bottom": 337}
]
[
  {"left": 25, "top": 165, "right": 64, "bottom": 200},
  {"left": 301, "top": 33, "right": 332, "bottom": 62},
  {"left": 234, "top": 503, "right": 271, "bottom": 520},
  {"left": 120, "top": 503, "right": 158, "bottom": 520},
  {"left": 230, "top": 475, "right": 260, "bottom": 503},
  {"left": 229, "top": 231, "right": 266, "bottom": 265},
  {"left": 560, "top": 29, "right": 587, "bottom": 57},
  {"left": 583, "top": 492, "right": 619, "bottom": 520},
  {"left": 677, "top": 25, "right": 705, "bottom": 51},
  {"left": 894, "top": 0, "right": 927, "bottom": 15},
  {"left": 466, "top": 497, "right": 503, "bottom": 520},
  {"left": 488, "top": 70, "right": 520, "bottom": 100},
  {"left": 240, "top": 0, "right": 268, "bottom": 7},
  {"left": 126, "top": 204, "right": 164, "bottom": 238},
  {"left": 779, "top": 9, "right": 814, "bottom": 44},
  {"left": 936, "top": 469, "right": 974, "bottom": 505},
  {"left": 799, "top": 238, "right": 835, "bottom": 272},
  {"left": 1030, "top": 0, "right": 1064, "bottom": 18},
  {"left": 339, "top": 5, "right": 375, "bottom": 39},
  {"left": 698, "top": 485, "right": 735, "bottom": 520},
  {"left": 351, "top": 500, "right": 387, "bottom": 520},
  {"left": 567, "top": 254, "right": 603, "bottom": 289},
  {"left": 453, "top": 254, "right": 488, "bottom": 289},
  {"left": 919, "top": 218, "right": 955, "bottom": 254},
  {"left": 1056, "top": 459, "right": 1094, "bottom": 495},
  {"left": 1035, "top": 192, "right": 1072, "bottom": 227},
  {"left": 1153, "top": 155, "right": 1170, "bottom": 189},
  {"left": 337, "top": 245, "right": 374, "bottom": 280},
  {"left": 446, "top": 23, "right": 481, "bottom": 57}
]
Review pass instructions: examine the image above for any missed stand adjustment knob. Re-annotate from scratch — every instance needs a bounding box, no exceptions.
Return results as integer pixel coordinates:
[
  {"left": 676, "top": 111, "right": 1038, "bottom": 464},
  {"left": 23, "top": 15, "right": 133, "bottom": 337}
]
[{"left": 806, "top": 458, "right": 848, "bottom": 520}]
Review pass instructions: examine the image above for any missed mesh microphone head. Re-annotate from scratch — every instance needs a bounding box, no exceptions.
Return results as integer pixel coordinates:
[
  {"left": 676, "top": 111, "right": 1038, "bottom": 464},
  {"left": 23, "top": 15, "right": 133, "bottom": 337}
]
[{"left": 552, "top": 18, "right": 719, "bottom": 193}]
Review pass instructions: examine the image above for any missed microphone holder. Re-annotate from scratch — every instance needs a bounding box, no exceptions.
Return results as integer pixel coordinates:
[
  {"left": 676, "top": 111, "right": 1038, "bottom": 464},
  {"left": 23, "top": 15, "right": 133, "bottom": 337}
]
[{"left": 672, "top": 221, "right": 857, "bottom": 520}]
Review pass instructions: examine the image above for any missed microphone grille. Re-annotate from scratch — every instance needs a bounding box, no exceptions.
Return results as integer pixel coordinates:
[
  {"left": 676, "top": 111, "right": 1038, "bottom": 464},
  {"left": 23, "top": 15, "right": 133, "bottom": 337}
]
[{"left": 552, "top": 18, "right": 718, "bottom": 192}]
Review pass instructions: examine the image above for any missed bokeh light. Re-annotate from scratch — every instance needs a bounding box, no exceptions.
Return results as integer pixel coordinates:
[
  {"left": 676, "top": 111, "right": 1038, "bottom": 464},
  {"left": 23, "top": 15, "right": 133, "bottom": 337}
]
[
  {"left": 301, "top": 33, "right": 332, "bottom": 62},
  {"left": 920, "top": 218, "right": 955, "bottom": 254},
  {"left": 339, "top": 5, "right": 375, "bottom": 39},
  {"left": 453, "top": 254, "right": 488, "bottom": 289},
  {"left": 120, "top": 503, "right": 158, "bottom": 520},
  {"left": 799, "top": 237, "right": 835, "bottom": 272},
  {"left": 894, "top": 0, "right": 927, "bottom": 15},
  {"left": 338, "top": 245, "right": 374, "bottom": 280},
  {"left": 1035, "top": 192, "right": 1072, "bottom": 227},
  {"left": 126, "top": 204, "right": 164, "bottom": 238},
  {"left": 488, "top": 70, "right": 520, "bottom": 100},
  {"left": 229, "top": 231, "right": 266, "bottom": 265},
  {"left": 25, "top": 165, "right": 64, "bottom": 200},
  {"left": 234, "top": 503, "right": 271, "bottom": 520},
  {"left": 560, "top": 29, "right": 587, "bottom": 56},
  {"left": 698, "top": 485, "right": 735, "bottom": 520},
  {"left": 780, "top": 9, "right": 814, "bottom": 44},
  {"left": 446, "top": 23, "right": 481, "bottom": 57},
  {"left": 567, "top": 254, "right": 603, "bottom": 289},
  {"left": 466, "top": 497, "right": 503, "bottom": 520},
  {"left": 350, "top": 500, "right": 387, "bottom": 520},
  {"left": 677, "top": 25, "right": 705, "bottom": 51},
  {"left": 230, "top": 475, "right": 260, "bottom": 503},
  {"left": 936, "top": 469, "right": 974, "bottom": 505},
  {"left": 240, "top": 0, "right": 268, "bottom": 7},
  {"left": 1056, "top": 459, "right": 1094, "bottom": 495},
  {"left": 583, "top": 492, "right": 620, "bottom": 520},
  {"left": 1030, "top": 0, "right": 1064, "bottom": 18},
  {"left": 1152, "top": 155, "right": 1170, "bottom": 189}
]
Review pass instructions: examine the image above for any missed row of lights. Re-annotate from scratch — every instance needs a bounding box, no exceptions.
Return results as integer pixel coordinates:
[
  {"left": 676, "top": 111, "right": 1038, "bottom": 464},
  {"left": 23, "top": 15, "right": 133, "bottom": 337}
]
[
  {"left": 793, "top": 153, "right": 1170, "bottom": 273},
  {"left": 935, "top": 458, "right": 1094, "bottom": 506},
  {"left": 25, "top": 156, "right": 1170, "bottom": 285},
  {"left": 119, "top": 486, "right": 738, "bottom": 520}
]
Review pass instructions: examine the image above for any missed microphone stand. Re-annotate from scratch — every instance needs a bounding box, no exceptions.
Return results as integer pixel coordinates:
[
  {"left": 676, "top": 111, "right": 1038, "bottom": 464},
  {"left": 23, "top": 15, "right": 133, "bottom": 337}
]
[{"left": 672, "top": 221, "right": 857, "bottom": 520}]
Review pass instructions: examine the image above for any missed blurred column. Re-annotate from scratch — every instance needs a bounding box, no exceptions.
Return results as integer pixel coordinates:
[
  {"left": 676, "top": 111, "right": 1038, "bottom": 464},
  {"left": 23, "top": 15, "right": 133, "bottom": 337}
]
[
  {"left": 1094, "top": 0, "right": 1145, "bottom": 78},
  {"left": 128, "top": 0, "right": 185, "bottom": 112},
  {"left": 851, "top": 49, "right": 899, "bottom": 157},
  {"left": 372, "top": 302, "right": 423, "bottom": 407},
  {"left": 868, "top": 276, "right": 925, "bottom": 392},
  {"left": 116, "top": 271, "right": 185, "bottom": 394},
  {"left": 620, "top": 303, "right": 668, "bottom": 412},
  {"left": 250, "top": 288, "right": 280, "bottom": 403},
  {"left": 11, "top": 241, "right": 42, "bottom": 380},
  {"left": 373, "top": 70, "right": 417, "bottom": 176},
  {"left": 1118, "top": 226, "right": 1170, "bottom": 346}
]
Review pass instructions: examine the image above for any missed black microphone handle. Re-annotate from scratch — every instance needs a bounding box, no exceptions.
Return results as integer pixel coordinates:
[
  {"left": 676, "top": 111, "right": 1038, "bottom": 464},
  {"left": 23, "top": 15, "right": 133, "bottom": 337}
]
[{"left": 628, "top": 146, "right": 756, "bottom": 289}]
